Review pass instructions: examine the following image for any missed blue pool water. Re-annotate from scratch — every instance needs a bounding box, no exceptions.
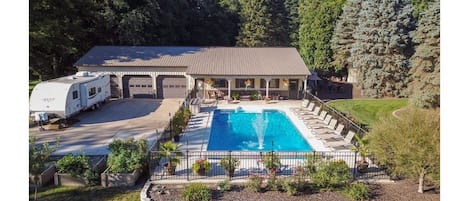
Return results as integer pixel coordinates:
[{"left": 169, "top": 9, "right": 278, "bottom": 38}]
[{"left": 207, "top": 108, "right": 313, "bottom": 151}]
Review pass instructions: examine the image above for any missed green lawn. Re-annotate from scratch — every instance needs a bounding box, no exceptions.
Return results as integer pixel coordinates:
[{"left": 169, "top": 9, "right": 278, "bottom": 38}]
[
  {"left": 327, "top": 98, "right": 408, "bottom": 128},
  {"left": 29, "top": 186, "right": 141, "bottom": 201},
  {"left": 30, "top": 80, "right": 41, "bottom": 96}
]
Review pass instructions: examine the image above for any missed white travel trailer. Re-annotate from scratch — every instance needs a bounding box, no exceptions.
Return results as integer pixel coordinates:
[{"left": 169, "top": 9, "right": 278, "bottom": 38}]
[{"left": 30, "top": 71, "right": 111, "bottom": 119}]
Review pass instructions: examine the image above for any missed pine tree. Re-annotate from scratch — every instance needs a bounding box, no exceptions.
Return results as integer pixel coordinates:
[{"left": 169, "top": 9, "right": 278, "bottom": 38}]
[
  {"left": 299, "top": 0, "right": 345, "bottom": 74},
  {"left": 409, "top": 1, "right": 439, "bottom": 108},
  {"left": 285, "top": 0, "right": 299, "bottom": 48},
  {"left": 350, "top": 0, "right": 415, "bottom": 98},
  {"left": 331, "top": 0, "right": 363, "bottom": 80},
  {"left": 269, "top": 0, "right": 290, "bottom": 46},
  {"left": 236, "top": 0, "right": 272, "bottom": 47}
]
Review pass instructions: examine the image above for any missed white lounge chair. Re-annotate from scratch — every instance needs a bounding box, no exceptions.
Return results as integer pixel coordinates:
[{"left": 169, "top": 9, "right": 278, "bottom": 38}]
[
  {"left": 316, "top": 124, "right": 345, "bottom": 139},
  {"left": 303, "top": 111, "right": 327, "bottom": 123},
  {"left": 296, "top": 103, "right": 315, "bottom": 115},
  {"left": 326, "top": 131, "right": 356, "bottom": 150},
  {"left": 306, "top": 115, "right": 332, "bottom": 129},
  {"left": 290, "top": 99, "right": 310, "bottom": 112}
]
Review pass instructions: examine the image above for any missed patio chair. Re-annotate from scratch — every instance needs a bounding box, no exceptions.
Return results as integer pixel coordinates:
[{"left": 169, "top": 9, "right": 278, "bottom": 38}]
[
  {"left": 299, "top": 104, "right": 320, "bottom": 116},
  {"left": 290, "top": 99, "right": 310, "bottom": 112},
  {"left": 311, "top": 119, "right": 338, "bottom": 135},
  {"left": 302, "top": 109, "right": 325, "bottom": 121},
  {"left": 326, "top": 131, "right": 356, "bottom": 150},
  {"left": 316, "top": 124, "right": 345, "bottom": 139},
  {"left": 296, "top": 103, "right": 315, "bottom": 115},
  {"left": 305, "top": 114, "right": 332, "bottom": 129}
]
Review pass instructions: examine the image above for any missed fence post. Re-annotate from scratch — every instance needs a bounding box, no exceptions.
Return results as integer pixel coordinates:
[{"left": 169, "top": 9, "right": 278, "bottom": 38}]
[
  {"left": 186, "top": 149, "right": 190, "bottom": 181},
  {"left": 353, "top": 150, "right": 358, "bottom": 180},
  {"left": 228, "top": 150, "right": 232, "bottom": 180}
]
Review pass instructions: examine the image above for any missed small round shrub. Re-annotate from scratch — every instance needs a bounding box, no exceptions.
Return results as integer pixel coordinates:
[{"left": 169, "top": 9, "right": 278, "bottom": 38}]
[
  {"left": 344, "top": 182, "right": 370, "bottom": 201},
  {"left": 246, "top": 174, "right": 264, "bottom": 192},
  {"left": 281, "top": 178, "right": 299, "bottom": 196},
  {"left": 181, "top": 183, "right": 211, "bottom": 201},
  {"left": 56, "top": 153, "right": 90, "bottom": 177},
  {"left": 217, "top": 179, "right": 231, "bottom": 193},
  {"left": 312, "top": 160, "right": 352, "bottom": 189}
]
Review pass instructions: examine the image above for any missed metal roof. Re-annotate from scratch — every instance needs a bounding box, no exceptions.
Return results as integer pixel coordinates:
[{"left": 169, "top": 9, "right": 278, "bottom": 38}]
[{"left": 74, "top": 46, "right": 310, "bottom": 76}]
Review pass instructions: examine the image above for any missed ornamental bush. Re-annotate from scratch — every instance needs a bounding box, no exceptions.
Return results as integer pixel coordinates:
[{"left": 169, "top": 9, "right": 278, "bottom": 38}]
[
  {"left": 56, "top": 153, "right": 91, "bottom": 177},
  {"left": 246, "top": 174, "right": 264, "bottom": 192},
  {"left": 312, "top": 160, "right": 352, "bottom": 189},
  {"left": 181, "top": 183, "right": 211, "bottom": 201},
  {"left": 107, "top": 138, "right": 148, "bottom": 173},
  {"left": 344, "top": 182, "right": 370, "bottom": 201}
]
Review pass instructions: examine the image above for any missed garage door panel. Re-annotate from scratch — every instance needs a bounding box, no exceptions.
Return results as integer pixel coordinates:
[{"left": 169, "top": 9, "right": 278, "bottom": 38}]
[
  {"left": 123, "top": 76, "right": 154, "bottom": 98},
  {"left": 157, "top": 76, "right": 186, "bottom": 99}
]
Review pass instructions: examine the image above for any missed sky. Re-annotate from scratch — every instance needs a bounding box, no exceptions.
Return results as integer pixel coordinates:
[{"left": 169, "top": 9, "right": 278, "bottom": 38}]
[{"left": 0, "top": 1, "right": 467, "bottom": 200}]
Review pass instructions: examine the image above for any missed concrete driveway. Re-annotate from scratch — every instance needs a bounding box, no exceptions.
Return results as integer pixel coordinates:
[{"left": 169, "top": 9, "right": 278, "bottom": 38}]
[{"left": 29, "top": 98, "right": 184, "bottom": 155}]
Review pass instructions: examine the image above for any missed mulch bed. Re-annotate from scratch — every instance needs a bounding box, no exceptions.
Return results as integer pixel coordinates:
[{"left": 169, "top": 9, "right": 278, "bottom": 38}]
[{"left": 151, "top": 180, "right": 439, "bottom": 201}]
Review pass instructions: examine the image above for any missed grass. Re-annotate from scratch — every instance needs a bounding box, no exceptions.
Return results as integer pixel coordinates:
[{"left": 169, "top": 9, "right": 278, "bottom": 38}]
[
  {"left": 30, "top": 80, "right": 41, "bottom": 96},
  {"left": 29, "top": 186, "right": 141, "bottom": 201},
  {"left": 327, "top": 98, "right": 408, "bottom": 128}
]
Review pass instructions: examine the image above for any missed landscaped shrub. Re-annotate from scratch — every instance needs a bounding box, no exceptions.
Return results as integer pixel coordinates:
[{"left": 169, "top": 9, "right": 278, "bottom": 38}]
[
  {"left": 344, "top": 182, "right": 370, "bottom": 201},
  {"left": 266, "top": 174, "right": 282, "bottom": 191},
  {"left": 192, "top": 158, "right": 211, "bottom": 174},
  {"left": 312, "top": 160, "right": 352, "bottom": 189},
  {"left": 181, "top": 183, "right": 211, "bottom": 201},
  {"left": 56, "top": 153, "right": 91, "bottom": 177},
  {"left": 281, "top": 178, "right": 299, "bottom": 196},
  {"left": 217, "top": 179, "right": 231, "bottom": 193},
  {"left": 107, "top": 138, "right": 148, "bottom": 173},
  {"left": 246, "top": 174, "right": 264, "bottom": 192}
]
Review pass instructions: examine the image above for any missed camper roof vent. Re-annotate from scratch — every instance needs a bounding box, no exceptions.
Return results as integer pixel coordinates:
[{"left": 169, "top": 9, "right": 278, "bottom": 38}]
[{"left": 76, "top": 71, "right": 90, "bottom": 77}]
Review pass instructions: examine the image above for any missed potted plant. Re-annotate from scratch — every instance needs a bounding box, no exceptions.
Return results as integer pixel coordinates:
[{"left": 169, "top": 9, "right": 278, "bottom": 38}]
[
  {"left": 158, "top": 141, "right": 183, "bottom": 175},
  {"left": 55, "top": 153, "right": 93, "bottom": 186},
  {"left": 220, "top": 156, "right": 240, "bottom": 177},
  {"left": 102, "top": 138, "right": 148, "bottom": 187},
  {"left": 250, "top": 91, "right": 259, "bottom": 100},
  {"left": 352, "top": 135, "right": 370, "bottom": 173},
  {"left": 232, "top": 92, "right": 240, "bottom": 101},
  {"left": 262, "top": 152, "right": 281, "bottom": 175},
  {"left": 192, "top": 158, "right": 211, "bottom": 176}
]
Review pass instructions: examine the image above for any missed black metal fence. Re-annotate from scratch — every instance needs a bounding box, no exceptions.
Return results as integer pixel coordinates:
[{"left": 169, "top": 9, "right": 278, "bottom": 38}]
[{"left": 149, "top": 150, "right": 389, "bottom": 181}]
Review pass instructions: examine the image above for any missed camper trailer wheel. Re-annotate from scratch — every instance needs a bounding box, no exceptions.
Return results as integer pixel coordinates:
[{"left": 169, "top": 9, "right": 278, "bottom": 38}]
[{"left": 91, "top": 105, "right": 96, "bottom": 110}]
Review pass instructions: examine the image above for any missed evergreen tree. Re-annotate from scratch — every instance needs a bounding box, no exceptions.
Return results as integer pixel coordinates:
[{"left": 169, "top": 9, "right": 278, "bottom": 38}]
[
  {"left": 409, "top": 1, "right": 439, "bottom": 108},
  {"left": 350, "top": 0, "right": 415, "bottom": 98},
  {"left": 269, "top": 0, "right": 290, "bottom": 46},
  {"left": 298, "top": 0, "right": 321, "bottom": 69},
  {"left": 285, "top": 0, "right": 300, "bottom": 48},
  {"left": 331, "top": 0, "right": 363, "bottom": 76},
  {"left": 236, "top": 0, "right": 272, "bottom": 46},
  {"left": 299, "top": 0, "right": 345, "bottom": 74}
]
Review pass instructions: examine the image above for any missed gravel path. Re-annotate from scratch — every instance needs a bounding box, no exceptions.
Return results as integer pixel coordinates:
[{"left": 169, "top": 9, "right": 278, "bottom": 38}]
[{"left": 151, "top": 180, "right": 439, "bottom": 201}]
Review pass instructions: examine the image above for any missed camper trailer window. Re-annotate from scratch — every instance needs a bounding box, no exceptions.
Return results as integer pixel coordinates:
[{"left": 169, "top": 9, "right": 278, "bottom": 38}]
[
  {"left": 72, "top": 91, "right": 78, "bottom": 99},
  {"left": 89, "top": 87, "right": 96, "bottom": 96},
  {"left": 98, "top": 87, "right": 102, "bottom": 93}
]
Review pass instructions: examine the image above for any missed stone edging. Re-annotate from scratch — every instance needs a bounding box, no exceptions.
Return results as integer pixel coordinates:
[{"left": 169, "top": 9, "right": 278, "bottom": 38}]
[{"left": 140, "top": 179, "right": 153, "bottom": 201}]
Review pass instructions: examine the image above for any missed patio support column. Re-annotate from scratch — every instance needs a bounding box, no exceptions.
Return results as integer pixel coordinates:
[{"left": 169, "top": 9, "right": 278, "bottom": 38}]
[
  {"left": 265, "top": 78, "right": 271, "bottom": 100},
  {"left": 303, "top": 77, "right": 308, "bottom": 98},
  {"left": 227, "top": 79, "right": 232, "bottom": 100},
  {"left": 116, "top": 74, "right": 124, "bottom": 99},
  {"left": 151, "top": 73, "right": 158, "bottom": 99}
]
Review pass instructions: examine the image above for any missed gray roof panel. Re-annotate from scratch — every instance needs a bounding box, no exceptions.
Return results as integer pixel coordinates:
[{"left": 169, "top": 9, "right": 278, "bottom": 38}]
[{"left": 74, "top": 46, "right": 310, "bottom": 76}]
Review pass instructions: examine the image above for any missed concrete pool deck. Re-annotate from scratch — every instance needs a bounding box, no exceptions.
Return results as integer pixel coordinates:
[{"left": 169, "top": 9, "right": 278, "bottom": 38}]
[{"left": 179, "top": 100, "right": 333, "bottom": 152}]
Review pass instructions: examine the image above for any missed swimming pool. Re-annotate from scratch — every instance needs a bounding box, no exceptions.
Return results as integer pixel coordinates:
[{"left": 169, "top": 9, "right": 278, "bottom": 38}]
[{"left": 207, "top": 108, "right": 313, "bottom": 151}]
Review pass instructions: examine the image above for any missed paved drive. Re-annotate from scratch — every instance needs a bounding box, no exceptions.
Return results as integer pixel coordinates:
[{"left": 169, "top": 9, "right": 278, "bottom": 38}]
[{"left": 29, "top": 98, "right": 183, "bottom": 155}]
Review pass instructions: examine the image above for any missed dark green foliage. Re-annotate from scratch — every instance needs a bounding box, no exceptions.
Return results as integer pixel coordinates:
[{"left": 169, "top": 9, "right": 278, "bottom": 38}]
[
  {"left": 246, "top": 174, "right": 264, "bottom": 192},
  {"left": 409, "top": 0, "right": 439, "bottom": 108},
  {"left": 236, "top": 0, "right": 272, "bottom": 46},
  {"left": 266, "top": 174, "right": 282, "bottom": 191},
  {"left": 312, "top": 160, "right": 352, "bottom": 189},
  {"left": 107, "top": 138, "right": 148, "bottom": 173},
  {"left": 367, "top": 108, "right": 439, "bottom": 193},
  {"left": 411, "top": 0, "right": 434, "bottom": 19},
  {"left": 56, "top": 153, "right": 91, "bottom": 177},
  {"left": 269, "top": 0, "right": 290, "bottom": 46},
  {"left": 262, "top": 152, "right": 281, "bottom": 171},
  {"left": 299, "top": 0, "right": 346, "bottom": 75},
  {"left": 331, "top": 0, "right": 363, "bottom": 73},
  {"left": 285, "top": 0, "right": 300, "bottom": 48},
  {"left": 344, "top": 182, "right": 370, "bottom": 201},
  {"left": 181, "top": 183, "right": 212, "bottom": 201},
  {"left": 350, "top": 0, "right": 415, "bottom": 98}
]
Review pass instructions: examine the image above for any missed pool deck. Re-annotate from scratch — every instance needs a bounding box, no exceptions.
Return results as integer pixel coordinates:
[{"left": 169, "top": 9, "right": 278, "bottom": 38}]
[{"left": 179, "top": 100, "right": 332, "bottom": 152}]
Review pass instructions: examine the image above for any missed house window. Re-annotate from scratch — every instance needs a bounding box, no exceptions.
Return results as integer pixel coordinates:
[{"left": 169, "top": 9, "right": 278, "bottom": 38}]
[
  {"left": 260, "top": 79, "right": 280, "bottom": 88},
  {"left": 98, "top": 87, "right": 102, "bottom": 93},
  {"left": 72, "top": 91, "right": 78, "bottom": 99},
  {"left": 88, "top": 87, "right": 96, "bottom": 96},
  {"left": 235, "top": 79, "right": 255, "bottom": 88},
  {"left": 213, "top": 79, "right": 227, "bottom": 88}
]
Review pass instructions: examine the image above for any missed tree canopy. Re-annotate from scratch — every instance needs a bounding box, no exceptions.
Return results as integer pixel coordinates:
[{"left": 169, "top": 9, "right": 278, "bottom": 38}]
[
  {"left": 367, "top": 107, "right": 439, "bottom": 193},
  {"left": 409, "top": 0, "right": 440, "bottom": 108}
]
